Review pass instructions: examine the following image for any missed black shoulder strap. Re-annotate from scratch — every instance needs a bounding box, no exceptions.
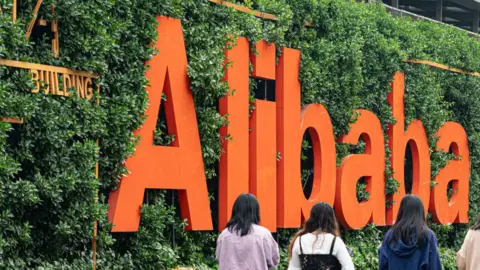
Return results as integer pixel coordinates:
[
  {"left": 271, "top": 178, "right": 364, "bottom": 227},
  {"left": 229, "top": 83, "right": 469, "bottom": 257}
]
[
  {"left": 329, "top": 236, "right": 337, "bottom": 255},
  {"left": 299, "top": 235, "right": 304, "bottom": 255}
]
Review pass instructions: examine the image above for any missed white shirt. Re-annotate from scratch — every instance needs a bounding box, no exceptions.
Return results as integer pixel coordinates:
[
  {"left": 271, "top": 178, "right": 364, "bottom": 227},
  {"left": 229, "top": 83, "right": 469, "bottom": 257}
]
[
  {"left": 457, "top": 230, "right": 480, "bottom": 270},
  {"left": 288, "top": 233, "right": 355, "bottom": 270}
]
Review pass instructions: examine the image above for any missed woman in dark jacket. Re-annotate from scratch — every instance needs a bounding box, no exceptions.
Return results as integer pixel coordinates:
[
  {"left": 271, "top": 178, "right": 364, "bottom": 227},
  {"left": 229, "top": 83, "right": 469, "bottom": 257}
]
[{"left": 379, "top": 194, "right": 442, "bottom": 270}]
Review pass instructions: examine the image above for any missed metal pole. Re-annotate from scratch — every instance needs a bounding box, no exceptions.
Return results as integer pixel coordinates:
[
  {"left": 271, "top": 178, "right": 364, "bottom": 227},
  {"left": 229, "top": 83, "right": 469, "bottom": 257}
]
[
  {"left": 12, "top": 0, "right": 17, "bottom": 22},
  {"left": 391, "top": 0, "right": 400, "bottom": 17},
  {"left": 171, "top": 191, "right": 176, "bottom": 248},
  {"left": 392, "top": 0, "right": 399, "bottom": 8},
  {"left": 436, "top": 0, "right": 443, "bottom": 22},
  {"left": 264, "top": 80, "right": 267, "bottom": 100},
  {"left": 473, "top": 12, "right": 479, "bottom": 33},
  {"left": 92, "top": 146, "right": 99, "bottom": 270}
]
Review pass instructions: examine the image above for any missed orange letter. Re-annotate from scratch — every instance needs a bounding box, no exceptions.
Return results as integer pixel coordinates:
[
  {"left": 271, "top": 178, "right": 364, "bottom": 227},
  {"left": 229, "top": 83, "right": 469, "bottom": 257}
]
[
  {"left": 336, "top": 110, "right": 385, "bottom": 229},
  {"left": 277, "top": 48, "right": 336, "bottom": 228},
  {"left": 276, "top": 48, "right": 301, "bottom": 228},
  {"left": 430, "top": 122, "right": 470, "bottom": 224},
  {"left": 218, "top": 37, "right": 250, "bottom": 230},
  {"left": 249, "top": 41, "right": 277, "bottom": 231},
  {"left": 108, "top": 17, "right": 212, "bottom": 232},
  {"left": 387, "top": 72, "right": 430, "bottom": 225},
  {"left": 299, "top": 105, "right": 336, "bottom": 218}
]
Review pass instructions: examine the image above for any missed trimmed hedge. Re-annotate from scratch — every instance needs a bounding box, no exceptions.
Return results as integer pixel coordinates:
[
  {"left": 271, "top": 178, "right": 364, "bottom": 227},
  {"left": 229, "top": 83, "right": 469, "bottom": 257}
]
[{"left": 0, "top": 0, "right": 479, "bottom": 269}]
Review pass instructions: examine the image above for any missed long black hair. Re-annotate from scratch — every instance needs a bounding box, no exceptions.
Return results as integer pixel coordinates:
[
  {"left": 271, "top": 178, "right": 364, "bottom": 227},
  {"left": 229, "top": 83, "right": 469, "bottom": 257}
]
[
  {"left": 471, "top": 215, "right": 480, "bottom": 230},
  {"left": 389, "top": 194, "right": 429, "bottom": 247},
  {"left": 288, "top": 202, "right": 339, "bottom": 257},
  {"left": 226, "top": 193, "right": 260, "bottom": 237}
]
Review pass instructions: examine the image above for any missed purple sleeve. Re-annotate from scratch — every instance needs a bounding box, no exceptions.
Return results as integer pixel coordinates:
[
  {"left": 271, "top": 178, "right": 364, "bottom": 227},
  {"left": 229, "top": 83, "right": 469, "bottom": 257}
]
[
  {"left": 265, "top": 234, "right": 280, "bottom": 268},
  {"left": 216, "top": 237, "right": 222, "bottom": 262}
]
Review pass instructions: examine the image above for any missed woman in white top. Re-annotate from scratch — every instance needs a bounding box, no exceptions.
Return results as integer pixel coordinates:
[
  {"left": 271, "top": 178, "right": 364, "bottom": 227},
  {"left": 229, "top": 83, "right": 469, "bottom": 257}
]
[
  {"left": 288, "top": 202, "right": 354, "bottom": 270},
  {"left": 457, "top": 215, "right": 480, "bottom": 270}
]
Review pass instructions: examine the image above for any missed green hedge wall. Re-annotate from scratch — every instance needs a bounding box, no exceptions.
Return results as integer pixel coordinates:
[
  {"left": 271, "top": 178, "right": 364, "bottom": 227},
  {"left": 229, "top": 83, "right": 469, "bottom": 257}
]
[{"left": 1, "top": 0, "right": 479, "bottom": 269}]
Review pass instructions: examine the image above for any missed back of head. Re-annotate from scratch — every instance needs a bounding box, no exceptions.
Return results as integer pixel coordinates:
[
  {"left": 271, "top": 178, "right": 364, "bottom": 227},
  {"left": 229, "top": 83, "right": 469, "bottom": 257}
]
[
  {"left": 389, "top": 194, "right": 428, "bottom": 248},
  {"left": 226, "top": 193, "right": 260, "bottom": 237},
  {"left": 471, "top": 215, "right": 480, "bottom": 231},
  {"left": 304, "top": 202, "right": 339, "bottom": 235},
  {"left": 288, "top": 202, "right": 339, "bottom": 257}
]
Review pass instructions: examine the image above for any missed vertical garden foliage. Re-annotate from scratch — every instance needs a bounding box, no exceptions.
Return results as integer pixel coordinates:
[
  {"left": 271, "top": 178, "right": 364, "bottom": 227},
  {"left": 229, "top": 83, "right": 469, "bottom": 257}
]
[{"left": 0, "top": 0, "right": 479, "bottom": 269}]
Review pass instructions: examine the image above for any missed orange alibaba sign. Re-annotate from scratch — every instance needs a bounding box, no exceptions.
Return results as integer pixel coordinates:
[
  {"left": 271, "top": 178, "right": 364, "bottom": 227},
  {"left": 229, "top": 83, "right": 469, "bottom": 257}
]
[{"left": 107, "top": 16, "right": 470, "bottom": 232}]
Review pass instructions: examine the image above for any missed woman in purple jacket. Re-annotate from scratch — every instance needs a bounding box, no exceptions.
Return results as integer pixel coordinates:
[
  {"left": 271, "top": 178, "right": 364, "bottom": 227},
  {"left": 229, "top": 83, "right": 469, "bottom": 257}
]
[{"left": 216, "top": 193, "right": 279, "bottom": 270}]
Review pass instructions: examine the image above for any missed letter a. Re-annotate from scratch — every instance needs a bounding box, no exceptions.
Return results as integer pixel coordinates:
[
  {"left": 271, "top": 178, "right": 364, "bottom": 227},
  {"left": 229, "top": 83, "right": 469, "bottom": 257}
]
[
  {"left": 108, "top": 17, "right": 213, "bottom": 232},
  {"left": 430, "top": 122, "right": 470, "bottom": 224},
  {"left": 336, "top": 110, "right": 385, "bottom": 229}
]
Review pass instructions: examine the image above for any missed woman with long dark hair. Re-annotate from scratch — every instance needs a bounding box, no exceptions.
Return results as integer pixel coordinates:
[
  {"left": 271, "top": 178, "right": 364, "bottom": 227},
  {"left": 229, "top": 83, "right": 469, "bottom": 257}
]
[
  {"left": 379, "top": 194, "right": 442, "bottom": 269},
  {"left": 288, "top": 202, "right": 354, "bottom": 270},
  {"left": 456, "top": 215, "right": 480, "bottom": 269},
  {"left": 216, "top": 193, "right": 279, "bottom": 270}
]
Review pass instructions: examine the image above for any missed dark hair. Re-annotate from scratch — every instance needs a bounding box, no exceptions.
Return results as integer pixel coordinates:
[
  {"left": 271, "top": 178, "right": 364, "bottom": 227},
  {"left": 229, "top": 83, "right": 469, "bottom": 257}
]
[
  {"left": 389, "top": 194, "right": 428, "bottom": 247},
  {"left": 288, "top": 202, "right": 339, "bottom": 258},
  {"left": 471, "top": 215, "right": 480, "bottom": 230},
  {"left": 226, "top": 193, "right": 260, "bottom": 237}
]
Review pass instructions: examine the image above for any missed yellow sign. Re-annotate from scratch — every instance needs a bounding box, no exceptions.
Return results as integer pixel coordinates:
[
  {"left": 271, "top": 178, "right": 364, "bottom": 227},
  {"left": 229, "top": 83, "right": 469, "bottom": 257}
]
[{"left": 0, "top": 59, "right": 99, "bottom": 101}]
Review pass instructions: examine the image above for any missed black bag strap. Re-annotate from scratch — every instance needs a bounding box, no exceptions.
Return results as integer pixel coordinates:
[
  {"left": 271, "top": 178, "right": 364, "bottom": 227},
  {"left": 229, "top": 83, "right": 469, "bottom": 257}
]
[
  {"left": 299, "top": 235, "right": 304, "bottom": 255},
  {"left": 329, "top": 236, "right": 337, "bottom": 255}
]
